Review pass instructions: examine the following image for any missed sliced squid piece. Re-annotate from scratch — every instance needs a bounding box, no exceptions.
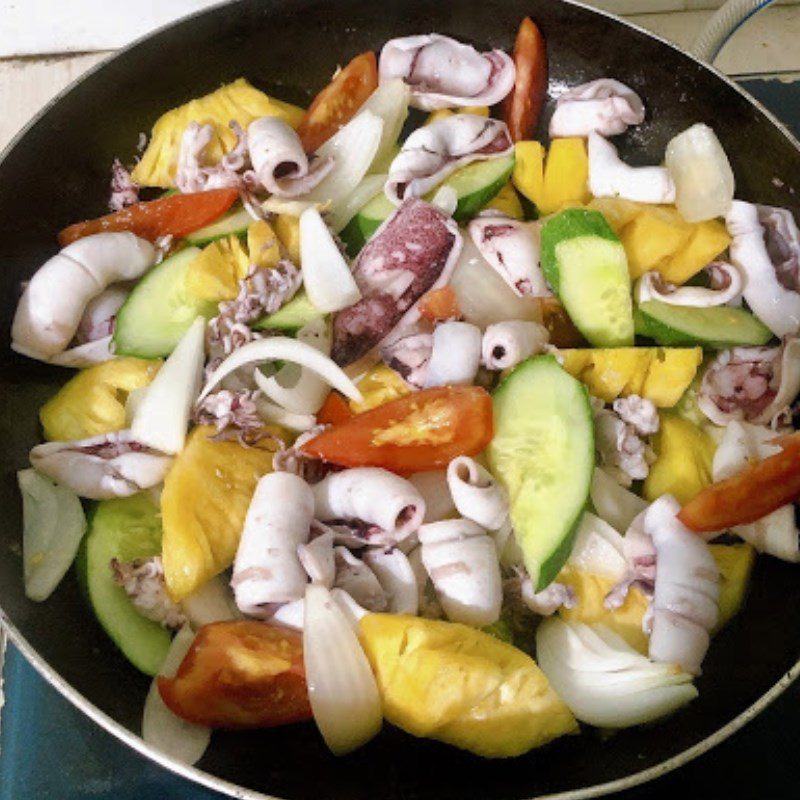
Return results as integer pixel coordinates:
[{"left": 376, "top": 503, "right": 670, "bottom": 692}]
[
  {"left": 635, "top": 262, "right": 743, "bottom": 308},
  {"left": 727, "top": 201, "right": 800, "bottom": 337},
  {"left": 298, "top": 530, "right": 336, "bottom": 588},
  {"left": 231, "top": 472, "right": 313, "bottom": 617},
  {"left": 481, "top": 320, "right": 549, "bottom": 370},
  {"left": 418, "top": 518, "right": 502, "bottom": 627},
  {"left": 520, "top": 579, "right": 576, "bottom": 617},
  {"left": 175, "top": 121, "right": 248, "bottom": 193},
  {"left": 74, "top": 285, "right": 129, "bottom": 344},
  {"left": 312, "top": 468, "right": 426, "bottom": 547},
  {"left": 408, "top": 470, "right": 457, "bottom": 523},
  {"left": 12, "top": 232, "right": 156, "bottom": 360},
  {"left": 644, "top": 495, "right": 720, "bottom": 675},
  {"left": 698, "top": 338, "right": 800, "bottom": 427},
  {"left": 467, "top": 217, "right": 549, "bottom": 298},
  {"left": 712, "top": 420, "right": 800, "bottom": 562},
  {"left": 378, "top": 34, "right": 515, "bottom": 111},
  {"left": 29, "top": 430, "right": 171, "bottom": 500},
  {"left": 362, "top": 548, "right": 418, "bottom": 614},
  {"left": 549, "top": 78, "right": 645, "bottom": 138},
  {"left": 382, "top": 332, "right": 433, "bottom": 389},
  {"left": 386, "top": 114, "right": 513, "bottom": 204},
  {"left": 424, "top": 321, "right": 482, "bottom": 387},
  {"left": 588, "top": 131, "right": 676, "bottom": 205},
  {"left": 331, "top": 199, "right": 462, "bottom": 367},
  {"left": 446, "top": 456, "right": 508, "bottom": 530},
  {"left": 333, "top": 547, "right": 387, "bottom": 612},
  {"left": 247, "top": 116, "right": 334, "bottom": 197},
  {"left": 18, "top": 336, "right": 115, "bottom": 368}
]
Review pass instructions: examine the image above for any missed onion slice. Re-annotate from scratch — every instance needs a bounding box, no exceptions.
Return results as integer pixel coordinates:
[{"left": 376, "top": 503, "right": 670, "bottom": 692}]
[
  {"left": 536, "top": 619, "right": 698, "bottom": 729},
  {"left": 181, "top": 575, "right": 241, "bottom": 628},
  {"left": 303, "top": 584, "right": 382, "bottom": 754},
  {"left": 359, "top": 78, "right": 410, "bottom": 171},
  {"left": 131, "top": 316, "right": 205, "bottom": 454},
  {"left": 304, "top": 111, "right": 385, "bottom": 206},
  {"left": 590, "top": 467, "right": 647, "bottom": 534},
  {"left": 329, "top": 173, "right": 388, "bottom": 234},
  {"left": 299, "top": 208, "right": 361, "bottom": 312},
  {"left": 18, "top": 468, "right": 87, "bottom": 601},
  {"left": 198, "top": 336, "right": 363, "bottom": 405},
  {"left": 142, "top": 626, "right": 211, "bottom": 765},
  {"left": 568, "top": 512, "right": 628, "bottom": 582}
]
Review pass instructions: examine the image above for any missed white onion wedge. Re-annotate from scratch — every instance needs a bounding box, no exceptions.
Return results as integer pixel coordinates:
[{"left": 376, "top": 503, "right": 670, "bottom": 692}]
[
  {"left": 271, "top": 588, "right": 369, "bottom": 632},
  {"left": 590, "top": 467, "right": 648, "bottom": 534},
  {"left": 568, "top": 512, "right": 628, "bottom": 582},
  {"left": 303, "top": 584, "right": 382, "bottom": 754},
  {"left": 142, "top": 626, "right": 211, "bottom": 765},
  {"left": 255, "top": 395, "right": 317, "bottom": 432},
  {"left": 359, "top": 78, "right": 410, "bottom": 172},
  {"left": 198, "top": 336, "right": 363, "bottom": 405},
  {"left": 449, "top": 238, "right": 541, "bottom": 328},
  {"left": 299, "top": 207, "right": 362, "bottom": 312},
  {"left": 254, "top": 318, "right": 332, "bottom": 415},
  {"left": 329, "top": 173, "right": 388, "bottom": 233},
  {"left": 181, "top": 575, "right": 241, "bottom": 628},
  {"left": 17, "top": 468, "right": 87, "bottom": 602},
  {"left": 536, "top": 619, "right": 698, "bottom": 729},
  {"left": 131, "top": 316, "right": 205, "bottom": 454},
  {"left": 304, "top": 111, "right": 384, "bottom": 207},
  {"left": 431, "top": 185, "right": 458, "bottom": 217}
]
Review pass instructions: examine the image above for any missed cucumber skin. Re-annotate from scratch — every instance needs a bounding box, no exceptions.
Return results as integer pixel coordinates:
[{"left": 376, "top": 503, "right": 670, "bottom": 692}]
[
  {"left": 253, "top": 290, "right": 323, "bottom": 332},
  {"left": 636, "top": 301, "right": 774, "bottom": 348},
  {"left": 340, "top": 155, "right": 515, "bottom": 256},
  {"left": 82, "top": 494, "right": 171, "bottom": 676},
  {"left": 491, "top": 355, "right": 594, "bottom": 591},
  {"left": 185, "top": 207, "right": 251, "bottom": 246},
  {"left": 540, "top": 208, "right": 619, "bottom": 295}
]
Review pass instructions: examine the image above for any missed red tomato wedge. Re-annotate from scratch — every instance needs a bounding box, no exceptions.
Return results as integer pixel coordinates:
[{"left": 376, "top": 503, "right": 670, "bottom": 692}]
[
  {"left": 296, "top": 52, "right": 379, "bottom": 153},
  {"left": 678, "top": 431, "right": 800, "bottom": 533},
  {"left": 316, "top": 392, "right": 355, "bottom": 426},
  {"left": 58, "top": 188, "right": 239, "bottom": 246},
  {"left": 301, "top": 386, "right": 493, "bottom": 473},
  {"left": 158, "top": 621, "right": 312, "bottom": 729},
  {"left": 502, "top": 17, "right": 548, "bottom": 143},
  {"left": 418, "top": 286, "right": 462, "bottom": 323}
]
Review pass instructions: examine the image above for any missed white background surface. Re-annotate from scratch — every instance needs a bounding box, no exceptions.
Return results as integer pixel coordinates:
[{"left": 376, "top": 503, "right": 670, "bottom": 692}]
[{"left": 1, "top": 0, "right": 799, "bottom": 151}]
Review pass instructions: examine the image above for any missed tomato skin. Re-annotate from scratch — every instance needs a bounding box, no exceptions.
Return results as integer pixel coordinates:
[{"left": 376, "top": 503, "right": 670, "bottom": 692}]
[
  {"left": 418, "top": 287, "right": 462, "bottom": 323},
  {"left": 58, "top": 188, "right": 239, "bottom": 246},
  {"left": 296, "top": 52, "right": 379, "bottom": 153},
  {"left": 678, "top": 432, "right": 800, "bottom": 532},
  {"left": 301, "top": 386, "right": 493, "bottom": 473},
  {"left": 158, "top": 621, "right": 312, "bottom": 729},
  {"left": 502, "top": 17, "right": 548, "bottom": 143},
  {"left": 316, "top": 392, "right": 355, "bottom": 426}
]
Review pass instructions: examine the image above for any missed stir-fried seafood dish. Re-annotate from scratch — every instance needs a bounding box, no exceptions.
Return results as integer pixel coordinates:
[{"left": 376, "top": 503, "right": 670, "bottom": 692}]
[{"left": 12, "top": 17, "right": 800, "bottom": 762}]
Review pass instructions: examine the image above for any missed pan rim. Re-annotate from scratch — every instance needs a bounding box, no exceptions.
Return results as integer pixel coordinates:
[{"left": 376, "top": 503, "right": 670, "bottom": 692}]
[{"left": 1, "top": 1, "right": 799, "bottom": 798}]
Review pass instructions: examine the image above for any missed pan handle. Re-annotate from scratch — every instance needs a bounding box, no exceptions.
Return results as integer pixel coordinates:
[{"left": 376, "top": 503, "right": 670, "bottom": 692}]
[{"left": 690, "top": 0, "right": 776, "bottom": 63}]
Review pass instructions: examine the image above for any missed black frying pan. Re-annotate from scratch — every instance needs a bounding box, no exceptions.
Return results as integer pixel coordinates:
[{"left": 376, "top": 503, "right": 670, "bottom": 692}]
[{"left": 1, "top": 1, "right": 799, "bottom": 798}]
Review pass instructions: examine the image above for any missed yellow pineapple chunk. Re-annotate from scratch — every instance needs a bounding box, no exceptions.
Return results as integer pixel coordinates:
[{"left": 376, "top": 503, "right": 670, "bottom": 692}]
[
  {"left": 131, "top": 78, "right": 304, "bottom": 187},
  {"left": 350, "top": 363, "right": 410, "bottom": 413},
  {"left": 359, "top": 614, "right": 576, "bottom": 757},
  {"left": 710, "top": 543, "right": 755, "bottom": 631},
  {"left": 558, "top": 347, "right": 703, "bottom": 407},
  {"left": 512, "top": 140, "right": 545, "bottom": 209},
  {"left": 482, "top": 181, "right": 525, "bottom": 220},
  {"left": 644, "top": 413, "right": 717, "bottom": 504},
  {"left": 274, "top": 214, "right": 301, "bottom": 264},
  {"left": 247, "top": 220, "right": 281, "bottom": 269},
  {"left": 558, "top": 565, "right": 650, "bottom": 654},
  {"left": 39, "top": 358, "right": 161, "bottom": 442},
  {"left": 161, "top": 425, "right": 278, "bottom": 600},
  {"left": 620, "top": 206, "right": 693, "bottom": 278},
  {"left": 540, "top": 137, "right": 590, "bottom": 214},
  {"left": 185, "top": 235, "right": 250, "bottom": 304},
  {"left": 657, "top": 219, "right": 731, "bottom": 285},
  {"left": 586, "top": 197, "right": 643, "bottom": 234}
]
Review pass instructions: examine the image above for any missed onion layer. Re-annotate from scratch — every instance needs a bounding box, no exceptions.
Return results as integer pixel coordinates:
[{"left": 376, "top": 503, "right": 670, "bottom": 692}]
[{"left": 303, "top": 584, "right": 382, "bottom": 754}]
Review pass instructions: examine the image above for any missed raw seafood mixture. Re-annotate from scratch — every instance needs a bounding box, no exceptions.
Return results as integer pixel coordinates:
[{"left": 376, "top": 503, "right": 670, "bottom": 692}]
[{"left": 11, "top": 17, "right": 800, "bottom": 763}]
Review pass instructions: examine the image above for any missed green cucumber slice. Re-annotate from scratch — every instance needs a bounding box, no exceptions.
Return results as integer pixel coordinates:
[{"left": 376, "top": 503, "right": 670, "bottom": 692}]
[
  {"left": 635, "top": 300, "right": 773, "bottom": 348},
  {"left": 339, "top": 154, "right": 516, "bottom": 256},
  {"left": 253, "top": 289, "right": 324, "bottom": 333},
  {"left": 488, "top": 356, "right": 594, "bottom": 591},
  {"left": 81, "top": 493, "right": 171, "bottom": 676},
  {"left": 541, "top": 209, "right": 634, "bottom": 348},
  {"left": 113, "top": 246, "right": 211, "bottom": 358},
  {"left": 184, "top": 206, "right": 252, "bottom": 246}
]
